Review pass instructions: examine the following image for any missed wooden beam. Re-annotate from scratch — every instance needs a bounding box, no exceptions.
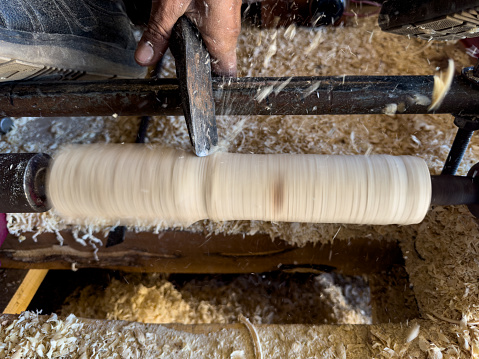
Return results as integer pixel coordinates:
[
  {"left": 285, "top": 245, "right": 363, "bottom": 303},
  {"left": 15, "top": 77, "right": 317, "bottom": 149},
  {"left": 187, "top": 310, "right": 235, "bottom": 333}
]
[
  {"left": 3, "top": 269, "right": 48, "bottom": 314},
  {"left": 0, "top": 231, "right": 403, "bottom": 275}
]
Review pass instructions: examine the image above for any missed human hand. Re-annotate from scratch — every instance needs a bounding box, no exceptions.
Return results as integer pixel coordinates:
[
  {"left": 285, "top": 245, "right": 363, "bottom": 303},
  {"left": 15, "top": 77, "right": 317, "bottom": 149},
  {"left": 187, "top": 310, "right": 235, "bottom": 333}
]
[{"left": 135, "top": 0, "right": 242, "bottom": 76}]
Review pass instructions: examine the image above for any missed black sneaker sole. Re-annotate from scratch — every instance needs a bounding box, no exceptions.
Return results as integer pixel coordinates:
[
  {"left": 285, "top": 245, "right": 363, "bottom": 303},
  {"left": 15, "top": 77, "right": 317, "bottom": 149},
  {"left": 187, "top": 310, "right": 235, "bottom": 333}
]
[
  {"left": 379, "top": 0, "right": 479, "bottom": 41},
  {"left": 0, "top": 28, "right": 146, "bottom": 82},
  {"left": 0, "top": 58, "right": 97, "bottom": 82}
]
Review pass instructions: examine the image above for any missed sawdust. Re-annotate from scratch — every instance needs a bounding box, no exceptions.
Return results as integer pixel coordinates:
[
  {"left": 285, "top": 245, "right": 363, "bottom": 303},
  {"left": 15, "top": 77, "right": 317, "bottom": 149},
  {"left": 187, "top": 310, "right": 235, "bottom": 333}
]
[
  {"left": 61, "top": 272, "right": 371, "bottom": 325},
  {"left": 398, "top": 206, "right": 479, "bottom": 323},
  {"left": 0, "top": 312, "right": 255, "bottom": 358},
  {"left": 1, "top": 312, "right": 478, "bottom": 358},
  {"left": 3, "top": 15, "right": 479, "bottom": 330}
]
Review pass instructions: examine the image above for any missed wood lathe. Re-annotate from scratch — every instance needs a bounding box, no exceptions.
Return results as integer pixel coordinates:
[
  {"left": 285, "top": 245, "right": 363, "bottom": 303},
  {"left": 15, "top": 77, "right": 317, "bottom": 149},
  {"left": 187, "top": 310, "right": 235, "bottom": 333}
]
[
  {"left": 1, "top": 147, "right": 479, "bottom": 224},
  {"left": 1, "top": 2, "right": 479, "bottom": 272}
]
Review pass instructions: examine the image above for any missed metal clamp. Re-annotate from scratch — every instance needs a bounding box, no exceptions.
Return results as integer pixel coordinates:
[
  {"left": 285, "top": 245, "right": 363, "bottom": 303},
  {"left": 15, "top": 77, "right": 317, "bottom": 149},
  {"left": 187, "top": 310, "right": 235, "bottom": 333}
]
[{"left": 0, "top": 153, "right": 51, "bottom": 213}]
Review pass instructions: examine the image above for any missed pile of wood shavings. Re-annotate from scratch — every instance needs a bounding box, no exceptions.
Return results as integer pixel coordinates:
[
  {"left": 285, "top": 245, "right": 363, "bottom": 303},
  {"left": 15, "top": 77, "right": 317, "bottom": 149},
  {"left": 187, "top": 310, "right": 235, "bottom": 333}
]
[
  {"left": 61, "top": 272, "right": 370, "bottom": 325},
  {"left": 2, "top": 312, "right": 477, "bottom": 358},
  {"left": 0, "top": 312, "right": 254, "bottom": 358},
  {"left": 398, "top": 206, "right": 479, "bottom": 322}
]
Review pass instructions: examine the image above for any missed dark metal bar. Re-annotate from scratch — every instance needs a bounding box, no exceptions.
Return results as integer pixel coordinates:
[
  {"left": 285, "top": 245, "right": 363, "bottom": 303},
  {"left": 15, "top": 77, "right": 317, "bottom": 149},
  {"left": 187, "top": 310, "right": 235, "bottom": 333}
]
[
  {"left": 441, "top": 115, "right": 479, "bottom": 176},
  {"left": 1, "top": 75, "right": 479, "bottom": 117},
  {"left": 441, "top": 128, "right": 474, "bottom": 175},
  {"left": 135, "top": 116, "right": 150, "bottom": 144},
  {"left": 431, "top": 175, "right": 479, "bottom": 206}
]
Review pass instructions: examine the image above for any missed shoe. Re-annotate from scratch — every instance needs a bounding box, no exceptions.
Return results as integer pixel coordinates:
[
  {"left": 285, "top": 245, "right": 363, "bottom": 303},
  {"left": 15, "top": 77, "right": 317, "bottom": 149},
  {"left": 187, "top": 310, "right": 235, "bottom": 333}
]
[
  {"left": 0, "top": 0, "right": 147, "bottom": 82},
  {"left": 379, "top": 0, "right": 479, "bottom": 41}
]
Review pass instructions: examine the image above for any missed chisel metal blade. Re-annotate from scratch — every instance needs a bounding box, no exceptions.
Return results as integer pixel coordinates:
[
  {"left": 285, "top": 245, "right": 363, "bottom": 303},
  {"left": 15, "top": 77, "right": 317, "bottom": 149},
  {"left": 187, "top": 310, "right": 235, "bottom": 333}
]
[{"left": 170, "top": 16, "right": 218, "bottom": 157}]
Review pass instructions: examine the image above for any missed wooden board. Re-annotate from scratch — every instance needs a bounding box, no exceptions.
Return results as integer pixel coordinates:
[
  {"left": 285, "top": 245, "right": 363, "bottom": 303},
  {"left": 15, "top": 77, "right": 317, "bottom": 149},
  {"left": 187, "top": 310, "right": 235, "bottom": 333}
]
[
  {"left": 3, "top": 269, "right": 48, "bottom": 314},
  {"left": 0, "top": 231, "right": 403, "bottom": 275}
]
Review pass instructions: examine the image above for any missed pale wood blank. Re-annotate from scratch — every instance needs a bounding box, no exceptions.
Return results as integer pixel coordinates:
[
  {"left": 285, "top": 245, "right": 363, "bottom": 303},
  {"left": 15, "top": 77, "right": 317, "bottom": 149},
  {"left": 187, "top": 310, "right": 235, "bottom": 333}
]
[{"left": 48, "top": 145, "right": 431, "bottom": 227}]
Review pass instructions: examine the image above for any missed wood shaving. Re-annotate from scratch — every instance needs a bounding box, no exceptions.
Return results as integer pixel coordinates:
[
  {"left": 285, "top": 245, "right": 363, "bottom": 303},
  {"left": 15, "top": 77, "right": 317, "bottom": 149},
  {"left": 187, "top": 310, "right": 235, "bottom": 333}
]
[
  {"left": 406, "top": 322, "right": 420, "bottom": 343},
  {"left": 431, "top": 311, "right": 479, "bottom": 326},
  {"left": 284, "top": 24, "right": 296, "bottom": 40},
  {"left": 383, "top": 103, "right": 398, "bottom": 115},
  {"left": 255, "top": 85, "right": 275, "bottom": 102},
  {"left": 239, "top": 315, "right": 263, "bottom": 359},
  {"left": 428, "top": 59, "right": 455, "bottom": 112}
]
